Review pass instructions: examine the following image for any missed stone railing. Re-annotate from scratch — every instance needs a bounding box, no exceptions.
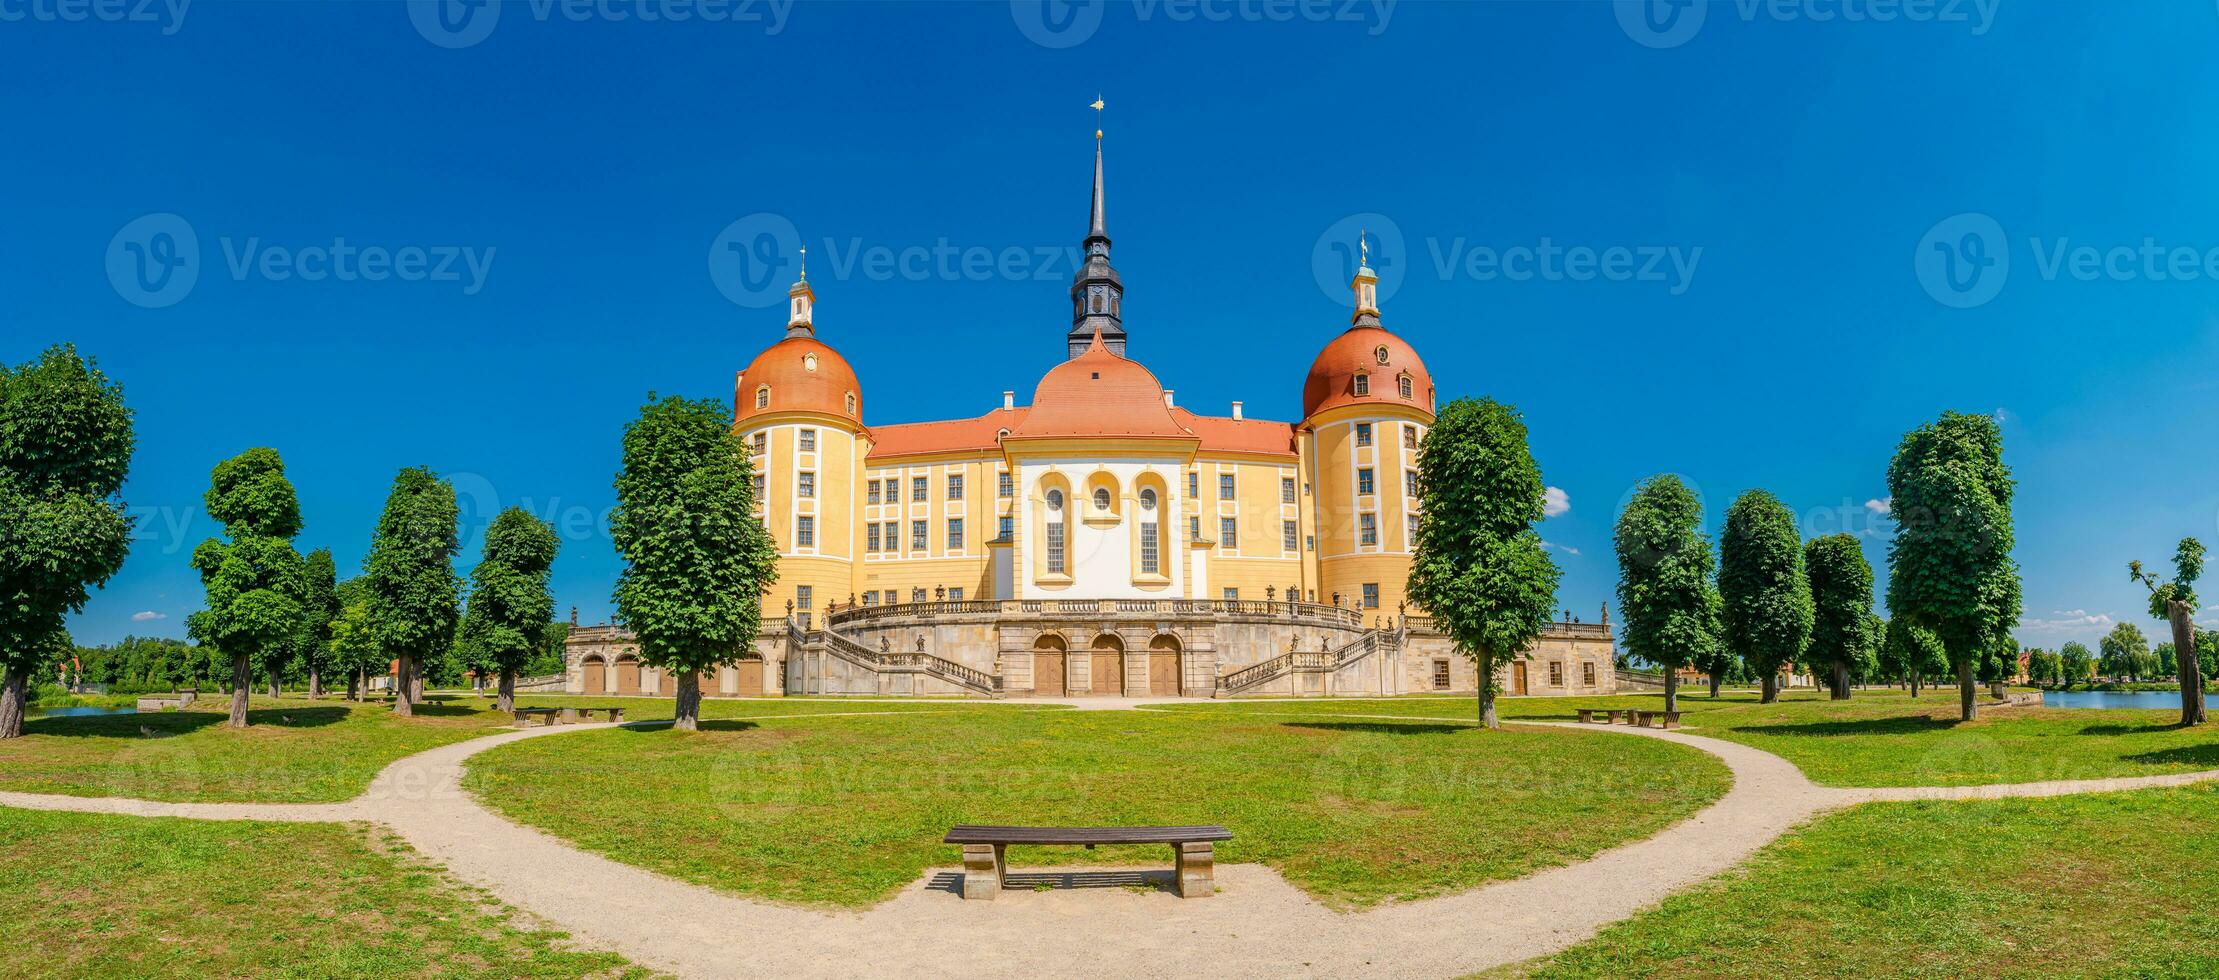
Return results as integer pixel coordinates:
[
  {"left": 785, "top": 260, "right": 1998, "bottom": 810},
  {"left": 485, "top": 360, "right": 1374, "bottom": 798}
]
[
  {"left": 818, "top": 625, "right": 999, "bottom": 695},
  {"left": 1404, "top": 616, "right": 1613, "bottom": 641},
  {"left": 826, "top": 597, "right": 1365, "bottom": 629},
  {"left": 1216, "top": 630, "right": 1386, "bottom": 696}
]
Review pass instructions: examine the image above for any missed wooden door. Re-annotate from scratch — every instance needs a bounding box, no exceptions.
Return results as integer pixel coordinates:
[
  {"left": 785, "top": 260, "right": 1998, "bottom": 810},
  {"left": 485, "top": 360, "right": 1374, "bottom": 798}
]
[
  {"left": 1034, "top": 651, "right": 1066, "bottom": 696},
  {"left": 1148, "top": 636, "right": 1181, "bottom": 696},
  {"left": 734, "top": 661, "right": 764, "bottom": 697},
  {"left": 582, "top": 659, "right": 605, "bottom": 694},
  {"left": 1091, "top": 651, "right": 1123, "bottom": 696},
  {"left": 616, "top": 659, "right": 642, "bottom": 695},
  {"left": 1512, "top": 661, "right": 1528, "bottom": 696}
]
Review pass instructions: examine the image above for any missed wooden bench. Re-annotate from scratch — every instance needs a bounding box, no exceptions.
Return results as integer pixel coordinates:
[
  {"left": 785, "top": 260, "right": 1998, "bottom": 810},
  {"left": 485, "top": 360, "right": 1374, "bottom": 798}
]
[
  {"left": 557, "top": 706, "right": 626, "bottom": 724},
  {"left": 1576, "top": 709, "right": 1630, "bottom": 725},
  {"left": 511, "top": 707, "right": 559, "bottom": 728},
  {"left": 943, "top": 824, "right": 1233, "bottom": 900},
  {"left": 1630, "top": 710, "right": 1683, "bottom": 729}
]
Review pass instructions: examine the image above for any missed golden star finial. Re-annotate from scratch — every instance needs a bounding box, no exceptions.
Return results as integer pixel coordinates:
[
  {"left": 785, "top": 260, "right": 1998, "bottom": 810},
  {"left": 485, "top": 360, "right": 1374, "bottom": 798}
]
[{"left": 1091, "top": 95, "right": 1105, "bottom": 139}]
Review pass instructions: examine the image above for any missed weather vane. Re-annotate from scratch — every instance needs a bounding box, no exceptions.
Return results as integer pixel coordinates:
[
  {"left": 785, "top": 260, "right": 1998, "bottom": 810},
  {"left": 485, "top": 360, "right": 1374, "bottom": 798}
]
[
  {"left": 1360, "top": 228, "right": 1370, "bottom": 267},
  {"left": 797, "top": 243, "right": 807, "bottom": 281},
  {"left": 1091, "top": 94, "right": 1105, "bottom": 139}
]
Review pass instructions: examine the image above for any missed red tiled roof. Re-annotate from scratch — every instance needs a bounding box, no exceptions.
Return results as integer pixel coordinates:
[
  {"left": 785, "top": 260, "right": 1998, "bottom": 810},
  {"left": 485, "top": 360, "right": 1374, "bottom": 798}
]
[
  {"left": 1008, "top": 334, "right": 1190, "bottom": 440},
  {"left": 1302, "top": 324, "right": 1434, "bottom": 420},
  {"left": 868, "top": 408, "right": 1028, "bottom": 459},
  {"left": 1171, "top": 408, "right": 1297, "bottom": 457}
]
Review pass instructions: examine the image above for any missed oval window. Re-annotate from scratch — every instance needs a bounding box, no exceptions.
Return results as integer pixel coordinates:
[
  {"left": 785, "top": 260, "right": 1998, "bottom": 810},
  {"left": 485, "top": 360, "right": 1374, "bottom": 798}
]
[
  {"left": 1046, "top": 489, "right": 1064, "bottom": 512},
  {"left": 803, "top": 353, "right": 819, "bottom": 372},
  {"left": 1093, "top": 488, "right": 1111, "bottom": 512},
  {"left": 1139, "top": 488, "right": 1157, "bottom": 512}
]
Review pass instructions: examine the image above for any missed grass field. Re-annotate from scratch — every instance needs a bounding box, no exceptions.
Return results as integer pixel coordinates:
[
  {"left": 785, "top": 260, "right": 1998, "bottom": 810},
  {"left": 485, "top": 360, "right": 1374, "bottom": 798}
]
[
  {"left": 0, "top": 694, "right": 1008, "bottom": 804},
  {"left": 0, "top": 807, "right": 647, "bottom": 979},
  {"left": 462, "top": 709, "right": 1729, "bottom": 909},
  {"left": 1156, "top": 689, "right": 2219, "bottom": 787},
  {"left": 1504, "top": 784, "right": 2219, "bottom": 978}
]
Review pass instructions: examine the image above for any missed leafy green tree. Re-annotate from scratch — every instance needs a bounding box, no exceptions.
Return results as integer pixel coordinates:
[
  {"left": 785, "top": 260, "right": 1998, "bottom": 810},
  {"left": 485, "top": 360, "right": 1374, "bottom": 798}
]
[
  {"left": 529, "top": 621, "right": 572, "bottom": 677},
  {"left": 1803, "top": 533, "right": 1874, "bottom": 700},
  {"left": 1612, "top": 474, "right": 1719, "bottom": 713},
  {"left": 2131, "top": 538, "right": 2206, "bottom": 725},
  {"left": 2154, "top": 643, "right": 2179, "bottom": 680},
  {"left": 2100, "top": 622, "right": 2150, "bottom": 683},
  {"left": 611, "top": 395, "right": 779, "bottom": 731},
  {"left": 1719, "top": 490, "right": 1812, "bottom": 704},
  {"left": 187, "top": 448, "right": 307, "bottom": 728},
  {"left": 1880, "top": 617, "right": 1947, "bottom": 696},
  {"left": 1407, "top": 398, "right": 1562, "bottom": 730},
  {"left": 0, "top": 345, "right": 135, "bottom": 738},
  {"left": 2025, "top": 648, "right": 2061, "bottom": 688},
  {"left": 329, "top": 577, "right": 380, "bottom": 700},
  {"left": 1886, "top": 411, "right": 2020, "bottom": 721},
  {"left": 2058, "top": 641, "right": 2094, "bottom": 691},
  {"left": 364, "top": 467, "right": 460, "bottom": 717},
  {"left": 296, "top": 549, "right": 339, "bottom": 697},
  {"left": 458, "top": 508, "right": 559, "bottom": 713}
]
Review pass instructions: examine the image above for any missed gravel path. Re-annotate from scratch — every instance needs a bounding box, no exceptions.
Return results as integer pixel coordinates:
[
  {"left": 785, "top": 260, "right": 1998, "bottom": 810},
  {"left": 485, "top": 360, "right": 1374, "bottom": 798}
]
[{"left": 3, "top": 710, "right": 2216, "bottom": 978}]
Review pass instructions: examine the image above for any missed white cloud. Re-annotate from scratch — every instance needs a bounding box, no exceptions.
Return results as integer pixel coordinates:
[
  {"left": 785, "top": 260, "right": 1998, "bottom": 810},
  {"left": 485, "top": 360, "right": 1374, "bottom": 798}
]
[
  {"left": 1543, "top": 486, "right": 1570, "bottom": 518},
  {"left": 1864, "top": 497, "right": 1891, "bottom": 516},
  {"left": 130, "top": 610, "right": 167, "bottom": 622},
  {"left": 2018, "top": 609, "right": 2113, "bottom": 633},
  {"left": 1541, "top": 541, "right": 1581, "bottom": 557}
]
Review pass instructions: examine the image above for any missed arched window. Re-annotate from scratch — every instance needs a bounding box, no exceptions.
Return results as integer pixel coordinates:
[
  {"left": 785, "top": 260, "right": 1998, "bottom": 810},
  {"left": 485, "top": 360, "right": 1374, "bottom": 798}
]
[
  {"left": 1353, "top": 373, "right": 1369, "bottom": 396},
  {"left": 1137, "top": 488, "right": 1160, "bottom": 575},
  {"left": 755, "top": 385, "right": 770, "bottom": 409},
  {"left": 1398, "top": 374, "right": 1413, "bottom": 399},
  {"left": 844, "top": 392, "right": 857, "bottom": 415},
  {"left": 1139, "top": 488, "right": 1157, "bottom": 512},
  {"left": 1093, "top": 488, "right": 1111, "bottom": 512},
  {"left": 1044, "top": 489, "right": 1066, "bottom": 574},
  {"left": 1047, "top": 489, "right": 1064, "bottom": 512}
]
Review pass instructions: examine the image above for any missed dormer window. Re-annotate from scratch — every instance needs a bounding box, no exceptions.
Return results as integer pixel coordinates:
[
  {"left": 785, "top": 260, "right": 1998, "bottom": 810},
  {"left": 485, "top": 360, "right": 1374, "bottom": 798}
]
[
  {"left": 1398, "top": 374, "right": 1413, "bottom": 399},
  {"left": 845, "top": 392, "right": 857, "bottom": 415},
  {"left": 1353, "top": 373, "right": 1369, "bottom": 396},
  {"left": 754, "top": 385, "right": 770, "bottom": 409}
]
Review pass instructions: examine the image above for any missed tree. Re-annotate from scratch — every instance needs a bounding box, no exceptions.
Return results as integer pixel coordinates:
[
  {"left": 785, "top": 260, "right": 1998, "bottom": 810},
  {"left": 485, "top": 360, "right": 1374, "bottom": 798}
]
[
  {"left": 2131, "top": 538, "right": 2206, "bottom": 725},
  {"left": 1405, "top": 398, "right": 1562, "bottom": 730},
  {"left": 458, "top": 508, "right": 559, "bottom": 713},
  {"left": 2154, "top": 643, "right": 2179, "bottom": 680},
  {"left": 1612, "top": 474, "right": 1719, "bottom": 714},
  {"left": 2058, "top": 641, "right": 2094, "bottom": 691},
  {"left": 187, "top": 448, "right": 307, "bottom": 728},
  {"left": 2100, "top": 622, "right": 2149, "bottom": 684},
  {"left": 364, "top": 467, "right": 460, "bottom": 718},
  {"left": 1886, "top": 411, "right": 2019, "bottom": 722},
  {"left": 329, "top": 577, "right": 379, "bottom": 700},
  {"left": 0, "top": 345, "right": 135, "bottom": 738},
  {"left": 610, "top": 395, "right": 779, "bottom": 732},
  {"left": 1719, "top": 490, "right": 1812, "bottom": 704},
  {"left": 1880, "top": 617, "right": 1949, "bottom": 695},
  {"left": 2025, "top": 648, "right": 2061, "bottom": 688},
  {"left": 1803, "top": 533, "right": 1875, "bottom": 700},
  {"left": 296, "top": 549, "right": 339, "bottom": 697}
]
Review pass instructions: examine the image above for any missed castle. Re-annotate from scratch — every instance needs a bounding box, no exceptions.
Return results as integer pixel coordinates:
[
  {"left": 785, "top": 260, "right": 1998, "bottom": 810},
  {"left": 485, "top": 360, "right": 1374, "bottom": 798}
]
[{"left": 564, "top": 132, "right": 1615, "bottom": 699}]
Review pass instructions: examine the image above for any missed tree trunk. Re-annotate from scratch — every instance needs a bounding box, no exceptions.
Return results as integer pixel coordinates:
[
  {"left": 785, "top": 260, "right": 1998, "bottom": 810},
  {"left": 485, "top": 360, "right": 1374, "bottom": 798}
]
[
  {"left": 1760, "top": 672, "right": 1779, "bottom": 704},
  {"left": 230, "top": 654, "right": 252, "bottom": 728},
  {"left": 349, "top": 667, "right": 362, "bottom": 701},
  {"left": 394, "top": 655, "right": 416, "bottom": 717},
  {"left": 1958, "top": 658, "right": 1978, "bottom": 721},
  {"left": 1663, "top": 666, "right": 1679, "bottom": 714},
  {"left": 0, "top": 669, "right": 26, "bottom": 739},
  {"left": 497, "top": 668, "right": 516, "bottom": 715},
  {"left": 1831, "top": 660, "right": 1851, "bottom": 700},
  {"left": 2170, "top": 599, "right": 2205, "bottom": 726},
  {"left": 1707, "top": 674, "right": 1721, "bottom": 699},
  {"left": 674, "top": 672, "right": 701, "bottom": 732},
  {"left": 267, "top": 665, "right": 280, "bottom": 700},
  {"left": 1478, "top": 681, "right": 1498, "bottom": 730},
  {"left": 308, "top": 666, "right": 322, "bottom": 699}
]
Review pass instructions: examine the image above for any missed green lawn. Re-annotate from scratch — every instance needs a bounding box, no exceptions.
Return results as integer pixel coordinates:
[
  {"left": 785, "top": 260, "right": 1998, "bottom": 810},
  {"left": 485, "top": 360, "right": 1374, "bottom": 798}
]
[
  {"left": 462, "top": 709, "right": 1729, "bottom": 909},
  {"left": 1504, "top": 784, "right": 2219, "bottom": 978},
  {"left": 0, "top": 808, "right": 648, "bottom": 979},
  {"left": 0, "top": 694, "right": 1006, "bottom": 804},
  {"left": 1156, "top": 689, "right": 2219, "bottom": 787}
]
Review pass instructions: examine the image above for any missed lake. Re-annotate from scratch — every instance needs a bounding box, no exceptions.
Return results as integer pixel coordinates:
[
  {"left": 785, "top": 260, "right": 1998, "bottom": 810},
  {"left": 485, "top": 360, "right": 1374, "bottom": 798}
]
[
  {"left": 26, "top": 705, "right": 138, "bottom": 718},
  {"left": 2043, "top": 690, "right": 2216, "bottom": 710}
]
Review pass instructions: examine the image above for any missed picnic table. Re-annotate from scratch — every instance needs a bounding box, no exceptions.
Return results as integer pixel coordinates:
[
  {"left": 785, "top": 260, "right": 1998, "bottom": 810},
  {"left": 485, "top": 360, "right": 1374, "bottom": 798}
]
[{"left": 943, "top": 824, "right": 1234, "bottom": 900}]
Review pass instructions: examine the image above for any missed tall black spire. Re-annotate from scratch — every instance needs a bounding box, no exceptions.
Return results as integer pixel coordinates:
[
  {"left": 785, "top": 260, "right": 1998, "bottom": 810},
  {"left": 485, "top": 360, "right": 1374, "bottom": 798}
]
[{"left": 1068, "top": 121, "right": 1126, "bottom": 359}]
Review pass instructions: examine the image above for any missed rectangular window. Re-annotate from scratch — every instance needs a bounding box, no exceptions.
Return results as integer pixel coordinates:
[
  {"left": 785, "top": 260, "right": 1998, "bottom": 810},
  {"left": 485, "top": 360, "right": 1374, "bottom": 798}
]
[
  {"left": 1403, "top": 425, "right": 1418, "bottom": 449},
  {"left": 1223, "top": 587, "right": 1239, "bottom": 601},
  {"left": 912, "top": 477, "right": 928, "bottom": 502},
  {"left": 1306, "top": 534, "right": 1316, "bottom": 552},
  {"left": 1362, "top": 583, "right": 1379, "bottom": 609},
  {"left": 1189, "top": 515, "right": 1202, "bottom": 542},
  {"left": 947, "top": 587, "right": 964, "bottom": 601},
  {"left": 947, "top": 518, "right": 964, "bottom": 550},
  {"left": 1282, "top": 520, "right": 1298, "bottom": 552},
  {"left": 998, "top": 471, "right": 1013, "bottom": 498},
  {"left": 1188, "top": 472, "right": 1199, "bottom": 498},
  {"left": 1354, "top": 374, "right": 1370, "bottom": 396},
  {"left": 1047, "top": 523, "right": 1066, "bottom": 574},
  {"left": 1433, "top": 660, "right": 1451, "bottom": 690},
  {"left": 947, "top": 474, "right": 964, "bottom": 500},
  {"left": 1549, "top": 661, "right": 1565, "bottom": 687},
  {"left": 912, "top": 588, "right": 927, "bottom": 603},
  {"left": 751, "top": 432, "right": 766, "bottom": 455},
  {"left": 795, "top": 585, "right": 812, "bottom": 610},
  {"left": 1281, "top": 477, "right": 1296, "bottom": 503},
  {"left": 799, "top": 428, "right": 816, "bottom": 452},
  {"left": 1582, "top": 662, "right": 1596, "bottom": 686},
  {"left": 998, "top": 515, "right": 1014, "bottom": 540},
  {"left": 1359, "top": 513, "right": 1377, "bottom": 546},
  {"left": 1218, "top": 473, "right": 1235, "bottom": 499},
  {"left": 862, "top": 591, "right": 880, "bottom": 607},
  {"left": 795, "top": 515, "right": 815, "bottom": 548},
  {"left": 1407, "top": 514, "right": 1420, "bottom": 544},
  {"left": 866, "top": 523, "right": 881, "bottom": 553},
  {"left": 1141, "top": 521, "right": 1159, "bottom": 574},
  {"left": 1399, "top": 376, "right": 1413, "bottom": 399},
  {"left": 1219, "top": 517, "right": 1238, "bottom": 548},
  {"left": 1404, "top": 470, "right": 1418, "bottom": 497},
  {"left": 752, "top": 474, "right": 766, "bottom": 500},
  {"left": 1358, "top": 468, "right": 1375, "bottom": 495},
  {"left": 1356, "top": 422, "right": 1373, "bottom": 446},
  {"left": 866, "top": 479, "right": 880, "bottom": 505},
  {"left": 797, "top": 472, "right": 815, "bottom": 498},
  {"left": 911, "top": 520, "right": 927, "bottom": 551},
  {"left": 885, "top": 522, "right": 899, "bottom": 552}
]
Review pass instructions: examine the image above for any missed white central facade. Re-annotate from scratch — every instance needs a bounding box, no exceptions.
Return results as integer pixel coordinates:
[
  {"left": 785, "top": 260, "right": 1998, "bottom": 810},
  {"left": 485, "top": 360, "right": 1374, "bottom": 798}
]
[{"left": 1013, "top": 456, "right": 1194, "bottom": 599}]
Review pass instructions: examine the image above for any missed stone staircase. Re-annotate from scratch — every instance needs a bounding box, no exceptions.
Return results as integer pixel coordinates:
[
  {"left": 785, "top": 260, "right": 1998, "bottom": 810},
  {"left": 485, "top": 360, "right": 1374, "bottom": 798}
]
[
  {"left": 813, "top": 622, "right": 1000, "bottom": 697},
  {"left": 1214, "top": 630, "right": 1389, "bottom": 697}
]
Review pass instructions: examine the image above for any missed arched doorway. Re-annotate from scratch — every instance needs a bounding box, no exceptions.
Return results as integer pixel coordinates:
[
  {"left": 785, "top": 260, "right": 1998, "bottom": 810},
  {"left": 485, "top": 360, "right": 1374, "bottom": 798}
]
[
  {"left": 615, "top": 656, "right": 643, "bottom": 695},
  {"left": 581, "top": 656, "right": 605, "bottom": 694},
  {"left": 1090, "top": 634, "right": 1125, "bottom": 697},
  {"left": 734, "top": 658, "right": 764, "bottom": 697},
  {"left": 1148, "top": 634, "right": 1182, "bottom": 696},
  {"left": 1033, "top": 634, "right": 1067, "bottom": 697}
]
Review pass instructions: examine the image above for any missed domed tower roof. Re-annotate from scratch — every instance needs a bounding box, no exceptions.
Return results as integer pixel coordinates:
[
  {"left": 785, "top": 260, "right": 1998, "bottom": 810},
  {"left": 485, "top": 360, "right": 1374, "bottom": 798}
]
[
  {"left": 733, "top": 268, "right": 863, "bottom": 427},
  {"left": 1009, "top": 332, "right": 1190, "bottom": 440},
  {"left": 1301, "top": 251, "right": 1434, "bottom": 420}
]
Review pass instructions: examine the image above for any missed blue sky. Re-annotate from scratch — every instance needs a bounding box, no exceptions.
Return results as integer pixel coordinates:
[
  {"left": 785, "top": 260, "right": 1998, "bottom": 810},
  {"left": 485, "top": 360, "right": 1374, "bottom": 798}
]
[{"left": 7, "top": 0, "right": 2217, "bottom": 650}]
